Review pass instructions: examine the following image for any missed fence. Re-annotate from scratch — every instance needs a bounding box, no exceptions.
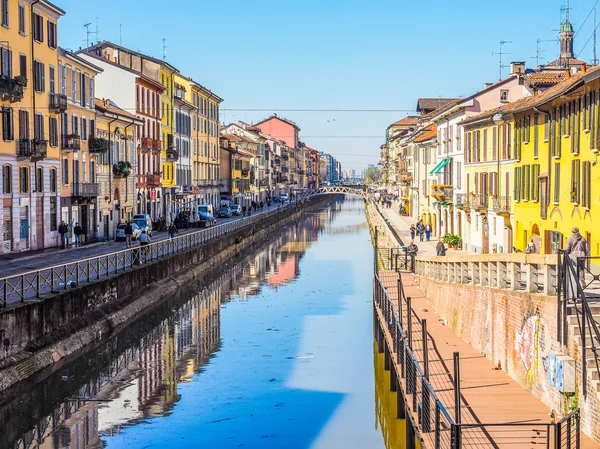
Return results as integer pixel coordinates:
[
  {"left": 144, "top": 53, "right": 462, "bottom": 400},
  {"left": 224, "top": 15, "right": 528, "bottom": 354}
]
[
  {"left": 373, "top": 272, "right": 581, "bottom": 448},
  {"left": 0, "top": 203, "right": 297, "bottom": 306}
]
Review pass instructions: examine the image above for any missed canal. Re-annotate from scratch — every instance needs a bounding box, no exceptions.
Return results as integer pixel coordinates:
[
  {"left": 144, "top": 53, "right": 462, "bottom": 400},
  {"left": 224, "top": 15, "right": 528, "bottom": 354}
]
[{"left": 2, "top": 198, "right": 408, "bottom": 449}]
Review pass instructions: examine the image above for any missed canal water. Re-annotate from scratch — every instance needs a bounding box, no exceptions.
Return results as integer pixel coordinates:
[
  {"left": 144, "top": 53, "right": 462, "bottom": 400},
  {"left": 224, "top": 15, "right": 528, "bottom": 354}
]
[{"left": 2, "top": 198, "right": 408, "bottom": 449}]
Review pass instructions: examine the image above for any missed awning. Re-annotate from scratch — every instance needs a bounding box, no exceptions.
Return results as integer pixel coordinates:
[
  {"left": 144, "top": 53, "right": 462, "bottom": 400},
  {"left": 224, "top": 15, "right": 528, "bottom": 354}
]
[
  {"left": 432, "top": 201, "right": 440, "bottom": 206},
  {"left": 429, "top": 157, "right": 451, "bottom": 175}
]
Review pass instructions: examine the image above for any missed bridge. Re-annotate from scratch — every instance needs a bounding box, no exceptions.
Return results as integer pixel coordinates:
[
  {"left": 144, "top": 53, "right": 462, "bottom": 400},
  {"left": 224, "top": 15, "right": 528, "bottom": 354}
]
[{"left": 300, "top": 185, "right": 368, "bottom": 199}]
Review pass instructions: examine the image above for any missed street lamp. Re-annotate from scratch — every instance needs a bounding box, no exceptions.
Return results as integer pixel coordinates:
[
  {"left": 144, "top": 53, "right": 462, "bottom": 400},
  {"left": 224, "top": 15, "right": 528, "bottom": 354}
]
[{"left": 492, "top": 112, "right": 505, "bottom": 206}]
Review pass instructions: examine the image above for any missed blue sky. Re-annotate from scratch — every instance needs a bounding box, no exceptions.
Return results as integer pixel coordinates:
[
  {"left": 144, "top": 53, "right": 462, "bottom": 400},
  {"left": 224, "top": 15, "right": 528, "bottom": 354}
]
[{"left": 56, "top": 0, "right": 595, "bottom": 171}]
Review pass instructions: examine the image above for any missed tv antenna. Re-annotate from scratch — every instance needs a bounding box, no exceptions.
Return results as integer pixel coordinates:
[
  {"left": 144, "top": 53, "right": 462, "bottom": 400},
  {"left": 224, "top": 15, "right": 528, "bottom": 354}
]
[
  {"left": 162, "top": 38, "right": 167, "bottom": 61},
  {"left": 532, "top": 38, "right": 558, "bottom": 67},
  {"left": 492, "top": 40, "right": 512, "bottom": 80},
  {"left": 595, "top": 7, "right": 598, "bottom": 65},
  {"left": 83, "top": 18, "right": 99, "bottom": 48}
]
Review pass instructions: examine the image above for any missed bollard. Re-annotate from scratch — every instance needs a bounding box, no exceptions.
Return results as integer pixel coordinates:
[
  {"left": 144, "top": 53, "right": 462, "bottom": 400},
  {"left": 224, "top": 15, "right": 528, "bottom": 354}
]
[{"left": 453, "top": 352, "right": 462, "bottom": 447}]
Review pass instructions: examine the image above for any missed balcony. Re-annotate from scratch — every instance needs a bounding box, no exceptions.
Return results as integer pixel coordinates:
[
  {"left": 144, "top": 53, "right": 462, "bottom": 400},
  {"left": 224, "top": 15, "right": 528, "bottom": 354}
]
[
  {"left": 281, "top": 154, "right": 289, "bottom": 161},
  {"left": 282, "top": 167, "right": 289, "bottom": 173},
  {"left": 241, "top": 168, "right": 250, "bottom": 177},
  {"left": 72, "top": 182, "right": 99, "bottom": 197},
  {"left": 431, "top": 184, "right": 453, "bottom": 204},
  {"left": 89, "top": 137, "right": 109, "bottom": 153},
  {"left": 141, "top": 137, "right": 153, "bottom": 151},
  {"left": 61, "top": 134, "right": 81, "bottom": 152},
  {"left": 17, "top": 139, "right": 47, "bottom": 161},
  {"left": 456, "top": 193, "right": 470, "bottom": 210},
  {"left": 471, "top": 193, "right": 489, "bottom": 211},
  {"left": 274, "top": 159, "right": 281, "bottom": 165},
  {"left": 492, "top": 196, "right": 511, "bottom": 215},
  {"left": 147, "top": 173, "right": 161, "bottom": 187},
  {"left": 49, "top": 93, "right": 68, "bottom": 113},
  {"left": 166, "top": 148, "right": 179, "bottom": 162},
  {"left": 152, "top": 139, "right": 161, "bottom": 152},
  {"left": 113, "top": 161, "right": 132, "bottom": 178},
  {"left": 0, "top": 75, "right": 26, "bottom": 103}
]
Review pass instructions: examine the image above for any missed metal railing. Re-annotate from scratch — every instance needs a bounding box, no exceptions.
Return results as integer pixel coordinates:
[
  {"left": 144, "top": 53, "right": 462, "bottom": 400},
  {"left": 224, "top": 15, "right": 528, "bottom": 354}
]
[
  {"left": 72, "top": 182, "right": 99, "bottom": 197},
  {"left": 492, "top": 195, "right": 511, "bottom": 214},
  {"left": 374, "top": 272, "right": 581, "bottom": 448},
  {"left": 0, "top": 202, "right": 298, "bottom": 306}
]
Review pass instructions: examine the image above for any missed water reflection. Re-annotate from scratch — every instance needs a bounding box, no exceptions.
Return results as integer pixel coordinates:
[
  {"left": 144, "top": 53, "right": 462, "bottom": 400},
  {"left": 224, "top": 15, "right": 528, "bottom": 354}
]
[{"left": 3, "top": 198, "right": 399, "bottom": 449}]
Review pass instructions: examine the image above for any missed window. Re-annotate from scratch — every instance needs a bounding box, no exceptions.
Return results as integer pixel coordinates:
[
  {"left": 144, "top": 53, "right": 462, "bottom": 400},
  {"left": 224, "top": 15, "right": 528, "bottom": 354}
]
[
  {"left": 49, "top": 168, "right": 56, "bottom": 192},
  {"left": 1, "top": 106, "right": 13, "bottom": 141},
  {"left": 19, "top": 166, "right": 29, "bottom": 193},
  {"left": 89, "top": 119, "right": 95, "bottom": 139},
  {"left": 49, "top": 65, "right": 55, "bottom": 93},
  {"left": 1, "top": 0, "right": 7, "bottom": 27},
  {"left": 50, "top": 197, "right": 57, "bottom": 231},
  {"left": 49, "top": 116, "right": 57, "bottom": 146},
  {"left": 553, "top": 162, "right": 561, "bottom": 203},
  {"left": 80, "top": 73, "right": 86, "bottom": 106},
  {"left": 18, "top": 4, "right": 25, "bottom": 33},
  {"left": 34, "top": 113, "right": 43, "bottom": 140},
  {"left": 533, "top": 115, "right": 539, "bottom": 158},
  {"left": 71, "top": 68, "right": 76, "bottom": 102},
  {"left": 500, "top": 90, "right": 509, "bottom": 102},
  {"left": 62, "top": 158, "right": 68, "bottom": 184},
  {"left": 18, "top": 110, "right": 28, "bottom": 139},
  {"left": 60, "top": 64, "right": 66, "bottom": 95},
  {"left": 531, "top": 164, "right": 540, "bottom": 201},
  {"left": 33, "top": 60, "right": 45, "bottom": 92},
  {"left": 47, "top": 21, "right": 57, "bottom": 49},
  {"left": 2, "top": 165, "right": 11, "bottom": 193},
  {"left": 571, "top": 159, "right": 581, "bottom": 204},
  {"left": 1, "top": 47, "right": 12, "bottom": 77},
  {"left": 81, "top": 117, "right": 87, "bottom": 140},
  {"left": 19, "top": 54, "right": 27, "bottom": 79},
  {"left": 544, "top": 114, "right": 549, "bottom": 141},
  {"left": 72, "top": 115, "right": 78, "bottom": 135},
  {"left": 36, "top": 167, "right": 43, "bottom": 192},
  {"left": 90, "top": 161, "right": 95, "bottom": 183},
  {"left": 33, "top": 13, "right": 43, "bottom": 42},
  {"left": 582, "top": 161, "right": 592, "bottom": 208},
  {"left": 89, "top": 77, "right": 94, "bottom": 108}
]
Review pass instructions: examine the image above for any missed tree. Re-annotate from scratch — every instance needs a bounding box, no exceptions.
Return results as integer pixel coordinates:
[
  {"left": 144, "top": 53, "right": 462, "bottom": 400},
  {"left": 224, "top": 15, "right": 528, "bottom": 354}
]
[{"left": 365, "top": 167, "right": 381, "bottom": 183}]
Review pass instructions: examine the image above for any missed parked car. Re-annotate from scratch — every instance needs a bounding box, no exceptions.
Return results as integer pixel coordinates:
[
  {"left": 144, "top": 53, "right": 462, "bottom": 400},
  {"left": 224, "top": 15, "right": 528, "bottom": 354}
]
[
  {"left": 280, "top": 193, "right": 289, "bottom": 202},
  {"left": 198, "top": 211, "right": 217, "bottom": 227},
  {"left": 132, "top": 214, "right": 152, "bottom": 236},
  {"left": 218, "top": 206, "right": 232, "bottom": 218},
  {"left": 198, "top": 204, "right": 214, "bottom": 216},
  {"left": 274, "top": 196, "right": 282, "bottom": 202},
  {"left": 230, "top": 204, "right": 242, "bottom": 216},
  {"left": 116, "top": 223, "right": 141, "bottom": 241}
]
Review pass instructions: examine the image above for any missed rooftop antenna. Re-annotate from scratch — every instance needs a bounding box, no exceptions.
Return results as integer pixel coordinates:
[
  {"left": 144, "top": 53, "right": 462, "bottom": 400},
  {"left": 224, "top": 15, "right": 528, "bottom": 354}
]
[
  {"left": 595, "top": 7, "right": 598, "bottom": 65},
  {"left": 492, "top": 40, "right": 512, "bottom": 80},
  {"left": 84, "top": 23, "right": 91, "bottom": 47},
  {"left": 532, "top": 38, "right": 557, "bottom": 67},
  {"left": 119, "top": 24, "right": 122, "bottom": 46},
  {"left": 162, "top": 38, "right": 167, "bottom": 61}
]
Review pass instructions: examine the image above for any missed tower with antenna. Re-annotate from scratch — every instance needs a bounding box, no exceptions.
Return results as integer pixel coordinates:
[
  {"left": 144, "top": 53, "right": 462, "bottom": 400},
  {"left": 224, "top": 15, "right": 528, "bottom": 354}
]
[
  {"left": 559, "top": 0, "right": 574, "bottom": 62},
  {"left": 83, "top": 18, "right": 99, "bottom": 48},
  {"left": 492, "top": 40, "right": 512, "bottom": 80}
]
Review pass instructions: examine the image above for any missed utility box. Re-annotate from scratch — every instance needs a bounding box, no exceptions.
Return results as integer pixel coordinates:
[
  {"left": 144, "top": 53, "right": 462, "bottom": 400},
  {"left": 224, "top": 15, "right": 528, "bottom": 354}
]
[{"left": 547, "top": 354, "right": 576, "bottom": 393}]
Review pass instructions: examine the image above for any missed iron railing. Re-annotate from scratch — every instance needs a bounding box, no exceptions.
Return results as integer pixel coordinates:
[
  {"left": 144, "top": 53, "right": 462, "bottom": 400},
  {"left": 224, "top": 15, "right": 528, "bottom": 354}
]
[{"left": 0, "top": 202, "right": 298, "bottom": 306}]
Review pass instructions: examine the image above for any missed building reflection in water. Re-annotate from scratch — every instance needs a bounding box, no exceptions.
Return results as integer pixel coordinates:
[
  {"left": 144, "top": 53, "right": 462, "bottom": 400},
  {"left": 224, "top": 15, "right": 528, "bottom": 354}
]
[{"left": 4, "top": 199, "right": 350, "bottom": 449}]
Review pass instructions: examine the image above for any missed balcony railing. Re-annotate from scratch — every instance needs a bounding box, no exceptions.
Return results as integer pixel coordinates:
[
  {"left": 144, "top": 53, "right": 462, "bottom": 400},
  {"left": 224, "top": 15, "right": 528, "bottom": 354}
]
[
  {"left": 141, "top": 137, "right": 153, "bottom": 151},
  {"left": 166, "top": 148, "right": 179, "bottom": 162},
  {"left": 431, "top": 185, "right": 453, "bottom": 204},
  {"left": 89, "top": 137, "right": 109, "bottom": 153},
  {"left": 492, "top": 196, "right": 511, "bottom": 214},
  {"left": 0, "top": 76, "right": 25, "bottom": 103},
  {"left": 471, "top": 193, "right": 488, "bottom": 210},
  {"left": 72, "top": 182, "right": 99, "bottom": 197},
  {"left": 147, "top": 174, "right": 161, "bottom": 187},
  {"left": 17, "top": 139, "right": 47, "bottom": 160},
  {"left": 113, "top": 162, "right": 132, "bottom": 178},
  {"left": 152, "top": 139, "right": 161, "bottom": 151},
  {"left": 456, "top": 193, "right": 470, "bottom": 209},
  {"left": 61, "top": 134, "right": 81, "bottom": 151},
  {"left": 49, "top": 93, "right": 68, "bottom": 113}
]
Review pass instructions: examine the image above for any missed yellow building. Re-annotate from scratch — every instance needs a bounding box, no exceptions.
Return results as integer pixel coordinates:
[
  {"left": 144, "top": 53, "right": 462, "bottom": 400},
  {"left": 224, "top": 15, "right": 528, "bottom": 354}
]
[
  {"left": 57, "top": 48, "right": 103, "bottom": 243},
  {"left": 94, "top": 99, "right": 143, "bottom": 240},
  {"left": 510, "top": 65, "right": 600, "bottom": 255},
  {"left": 1, "top": 0, "right": 65, "bottom": 253}
]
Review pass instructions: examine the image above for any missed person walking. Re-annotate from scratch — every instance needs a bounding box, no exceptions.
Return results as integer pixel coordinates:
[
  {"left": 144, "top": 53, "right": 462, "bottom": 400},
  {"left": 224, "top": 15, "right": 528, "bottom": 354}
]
[
  {"left": 425, "top": 223, "right": 432, "bottom": 242},
  {"left": 58, "top": 221, "right": 68, "bottom": 249},
  {"left": 565, "top": 227, "right": 590, "bottom": 287},
  {"left": 416, "top": 221, "right": 424, "bottom": 242},
  {"left": 410, "top": 224, "right": 416, "bottom": 241},
  {"left": 525, "top": 238, "right": 537, "bottom": 254},
  {"left": 138, "top": 229, "right": 152, "bottom": 262},
  {"left": 407, "top": 241, "right": 419, "bottom": 256},
  {"left": 436, "top": 240, "right": 447, "bottom": 256},
  {"left": 168, "top": 222, "right": 178, "bottom": 239},
  {"left": 73, "top": 222, "right": 83, "bottom": 248},
  {"left": 124, "top": 221, "right": 134, "bottom": 248}
]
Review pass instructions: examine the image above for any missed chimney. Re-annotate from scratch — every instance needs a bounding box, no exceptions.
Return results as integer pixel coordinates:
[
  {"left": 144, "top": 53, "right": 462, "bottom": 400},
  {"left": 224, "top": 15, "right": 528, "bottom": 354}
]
[
  {"left": 484, "top": 82, "right": 494, "bottom": 89},
  {"left": 582, "top": 63, "right": 587, "bottom": 73},
  {"left": 566, "top": 69, "right": 571, "bottom": 79},
  {"left": 510, "top": 61, "right": 526, "bottom": 75}
]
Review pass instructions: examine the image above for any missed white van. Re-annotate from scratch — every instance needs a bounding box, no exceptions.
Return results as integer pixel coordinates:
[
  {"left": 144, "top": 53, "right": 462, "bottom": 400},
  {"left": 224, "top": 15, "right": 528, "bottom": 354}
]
[{"left": 198, "top": 204, "right": 214, "bottom": 216}]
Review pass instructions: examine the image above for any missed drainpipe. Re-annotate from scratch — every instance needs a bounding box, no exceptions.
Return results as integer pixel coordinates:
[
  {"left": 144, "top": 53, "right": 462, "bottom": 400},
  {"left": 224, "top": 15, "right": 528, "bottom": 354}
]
[
  {"left": 29, "top": 0, "right": 40, "bottom": 247},
  {"left": 107, "top": 116, "right": 118, "bottom": 204}
]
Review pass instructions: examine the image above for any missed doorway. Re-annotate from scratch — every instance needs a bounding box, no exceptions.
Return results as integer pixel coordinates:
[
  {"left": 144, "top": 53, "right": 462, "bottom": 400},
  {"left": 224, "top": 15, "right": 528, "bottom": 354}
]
[{"left": 482, "top": 216, "right": 489, "bottom": 254}]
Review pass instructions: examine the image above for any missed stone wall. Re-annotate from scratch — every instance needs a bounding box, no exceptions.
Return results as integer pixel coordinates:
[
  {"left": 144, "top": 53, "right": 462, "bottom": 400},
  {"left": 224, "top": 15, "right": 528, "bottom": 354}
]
[{"left": 0, "top": 199, "right": 325, "bottom": 391}]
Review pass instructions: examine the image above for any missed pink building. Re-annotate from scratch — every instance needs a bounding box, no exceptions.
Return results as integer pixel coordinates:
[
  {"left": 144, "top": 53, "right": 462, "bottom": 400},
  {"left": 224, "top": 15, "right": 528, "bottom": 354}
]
[{"left": 254, "top": 114, "right": 300, "bottom": 148}]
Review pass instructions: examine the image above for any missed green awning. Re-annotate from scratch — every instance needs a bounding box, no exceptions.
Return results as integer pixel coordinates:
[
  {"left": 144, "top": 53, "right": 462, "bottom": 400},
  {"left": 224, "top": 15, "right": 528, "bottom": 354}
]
[
  {"left": 429, "top": 157, "right": 451, "bottom": 175},
  {"left": 432, "top": 201, "right": 440, "bottom": 206}
]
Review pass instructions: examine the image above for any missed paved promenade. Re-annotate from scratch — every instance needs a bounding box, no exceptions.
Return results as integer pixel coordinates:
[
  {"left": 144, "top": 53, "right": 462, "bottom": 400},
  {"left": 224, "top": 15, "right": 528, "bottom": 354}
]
[{"left": 374, "top": 206, "right": 596, "bottom": 448}]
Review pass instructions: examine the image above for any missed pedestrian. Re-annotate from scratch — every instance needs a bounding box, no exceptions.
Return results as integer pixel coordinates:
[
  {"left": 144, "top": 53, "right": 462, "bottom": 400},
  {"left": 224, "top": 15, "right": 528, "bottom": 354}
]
[
  {"left": 410, "top": 224, "right": 416, "bottom": 241},
  {"left": 124, "top": 221, "right": 133, "bottom": 248},
  {"left": 565, "top": 227, "right": 590, "bottom": 287},
  {"left": 436, "top": 240, "right": 447, "bottom": 256},
  {"left": 73, "top": 222, "right": 83, "bottom": 247},
  {"left": 58, "top": 221, "right": 68, "bottom": 248},
  {"left": 417, "top": 221, "right": 424, "bottom": 242},
  {"left": 139, "top": 229, "right": 152, "bottom": 261},
  {"left": 260, "top": 200, "right": 264, "bottom": 209},
  {"left": 407, "top": 240, "right": 419, "bottom": 256},
  {"left": 525, "top": 238, "right": 536, "bottom": 254},
  {"left": 425, "top": 223, "right": 432, "bottom": 241},
  {"left": 168, "top": 222, "right": 178, "bottom": 239}
]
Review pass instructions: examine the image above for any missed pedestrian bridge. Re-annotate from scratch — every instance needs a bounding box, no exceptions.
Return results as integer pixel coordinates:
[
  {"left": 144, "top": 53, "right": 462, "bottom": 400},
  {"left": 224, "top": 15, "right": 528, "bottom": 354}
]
[{"left": 301, "top": 185, "right": 368, "bottom": 199}]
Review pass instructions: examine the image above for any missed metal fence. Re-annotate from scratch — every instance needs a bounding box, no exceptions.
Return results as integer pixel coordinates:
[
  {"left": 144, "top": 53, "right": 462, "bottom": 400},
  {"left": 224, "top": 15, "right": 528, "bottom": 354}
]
[
  {"left": 373, "top": 272, "right": 581, "bottom": 448},
  {"left": 1, "top": 203, "right": 297, "bottom": 306}
]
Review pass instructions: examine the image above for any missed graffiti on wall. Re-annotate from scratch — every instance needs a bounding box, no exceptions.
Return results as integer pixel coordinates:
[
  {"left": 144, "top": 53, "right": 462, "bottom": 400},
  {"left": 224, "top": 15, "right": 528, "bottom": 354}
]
[{"left": 515, "top": 314, "right": 552, "bottom": 390}]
